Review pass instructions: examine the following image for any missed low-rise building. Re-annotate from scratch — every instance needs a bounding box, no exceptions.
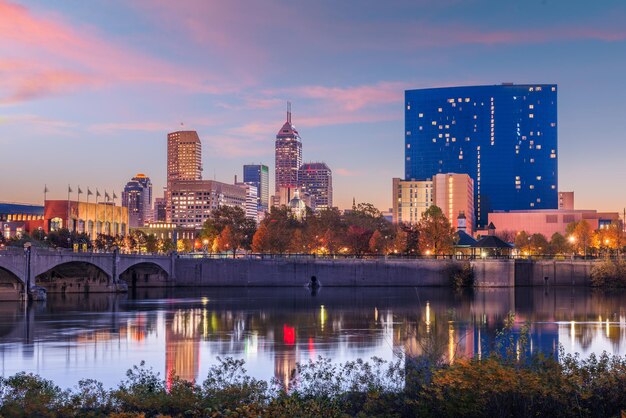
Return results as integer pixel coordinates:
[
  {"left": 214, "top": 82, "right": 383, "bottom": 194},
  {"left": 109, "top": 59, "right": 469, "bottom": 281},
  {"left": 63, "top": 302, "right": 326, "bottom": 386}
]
[
  {"left": 487, "top": 209, "right": 620, "bottom": 237},
  {"left": 0, "top": 203, "right": 45, "bottom": 238},
  {"left": 170, "top": 180, "right": 247, "bottom": 229},
  {"left": 44, "top": 200, "right": 129, "bottom": 239}
]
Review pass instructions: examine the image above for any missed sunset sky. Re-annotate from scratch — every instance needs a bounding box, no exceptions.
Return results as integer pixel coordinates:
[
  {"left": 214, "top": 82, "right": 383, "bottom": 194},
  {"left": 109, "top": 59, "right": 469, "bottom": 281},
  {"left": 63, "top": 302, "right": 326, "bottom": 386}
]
[{"left": 1, "top": 0, "right": 625, "bottom": 211}]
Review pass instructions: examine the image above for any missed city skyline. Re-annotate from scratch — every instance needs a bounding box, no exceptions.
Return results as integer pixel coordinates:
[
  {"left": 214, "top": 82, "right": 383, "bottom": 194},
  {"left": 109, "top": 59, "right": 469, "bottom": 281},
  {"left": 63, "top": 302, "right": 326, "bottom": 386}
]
[{"left": 1, "top": 1, "right": 626, "bottom": 212}]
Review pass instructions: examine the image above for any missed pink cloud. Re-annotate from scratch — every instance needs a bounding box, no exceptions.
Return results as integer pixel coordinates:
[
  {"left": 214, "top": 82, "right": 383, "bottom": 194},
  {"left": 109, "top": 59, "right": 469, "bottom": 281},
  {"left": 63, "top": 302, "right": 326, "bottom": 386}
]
[
  {"left": 286, "top": 82, "right": 406, "bottom": 112},
  {"left": 0, "top": 0, "right": 235, "bottom": 104}
]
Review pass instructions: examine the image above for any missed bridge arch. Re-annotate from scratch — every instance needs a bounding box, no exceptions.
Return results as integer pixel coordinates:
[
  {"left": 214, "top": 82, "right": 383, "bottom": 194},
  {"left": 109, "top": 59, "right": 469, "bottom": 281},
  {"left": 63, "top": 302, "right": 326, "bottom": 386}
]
[
  {"left": 0, "top": 266, "right": 25, "bottom": 300},
  {"left": 119, "top": 261, "right": 170, "bottom": 289},
  {"left": 35, "top": 261, "right": 112, "bottom": 293}
]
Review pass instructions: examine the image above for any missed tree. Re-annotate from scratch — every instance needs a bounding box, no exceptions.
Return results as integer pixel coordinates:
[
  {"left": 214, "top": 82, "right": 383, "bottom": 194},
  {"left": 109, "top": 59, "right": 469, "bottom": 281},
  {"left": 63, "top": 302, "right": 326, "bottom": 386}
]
[
  {"left": 369, "top": 230, "right": 385, "bottom": 255},
  {"left": 495, "top": 230, "right": 516, "bottom": 243},
  {"left": 289, "top": 228, "right": 308, "bottom": 254},
  {"left": 391, "top": 227, "right": 408, "bottom": 255},
  {"left": 528, "top": 233, "right": 548, "bottom": 255},
  {"left": 344, "top": 225, "right": 372, "bottom": 256},
  {"left": 256, "top": 206, "right": 297, "bottom": 254},
  {"left": 217, "top": 225, "right": 241, "bottom": 258},
  {"left": 145, "top": 234, "right": 158, "bottom": 253},
  {"left": 548, "top": 232, "right": 569, "bottom": 255},
  {"left": 566, "top": 220, "right": 593, "bottom": 257},
  {"left": 200, "top": 206, "right": 257, "bottom": 252},
  {"left": 417, "top": 206, "right": 455, "bottom": 255},
  {"left": 160, "top": 238, "right": 176, "bottom": 253},
  {"left": 252, "top": 224, "right": 270, "bottom": 253},
  {"left": 400, "top": 223, "right": 420, "bottom": 254},
  {"left": 514, "top": 231, "right": 531, "bottom": 254},
  {"left": 594, "top": 222, "right": 625, "bottom": 256}
]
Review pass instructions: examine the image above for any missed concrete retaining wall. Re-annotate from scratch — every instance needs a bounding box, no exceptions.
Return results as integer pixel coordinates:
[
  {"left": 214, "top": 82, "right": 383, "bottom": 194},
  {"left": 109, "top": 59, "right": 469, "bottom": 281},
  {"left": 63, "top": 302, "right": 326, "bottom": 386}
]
[
  {"left": 174, "top": 258, "right": 515, "bottom": 287},
  {"left": 173, "top": 258, "right": 596, "bottom": 288},
  {"left": 175, "top": 258, "right": 454, "bottom": 287},
  {"left": 514, "top": 259, "right": 595, "bottom": 286}
]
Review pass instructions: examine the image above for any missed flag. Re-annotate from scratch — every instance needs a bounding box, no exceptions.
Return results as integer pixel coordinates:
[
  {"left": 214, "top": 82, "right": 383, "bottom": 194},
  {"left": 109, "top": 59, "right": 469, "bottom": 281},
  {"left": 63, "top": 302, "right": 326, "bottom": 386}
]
[
  {"left": 87, "top": 188, "right": 93, "bottom": 196},
  {"left": 44, "top": 185, "right": 49, "bottom": 193},
  {"left": 68, "top": 185, "right": 73, "bottom": 193},
  {"left": 113, "top": 192, "right": 118, "bottom": 200},
  {"left": 105, "top": 191, "right": 110, "bottom": 201},
  {"left": 78, "top": 186, "right": 83, "bottom": 195},
  {"left": 96, "top": 189, "right": 101, "bottom": 198}
]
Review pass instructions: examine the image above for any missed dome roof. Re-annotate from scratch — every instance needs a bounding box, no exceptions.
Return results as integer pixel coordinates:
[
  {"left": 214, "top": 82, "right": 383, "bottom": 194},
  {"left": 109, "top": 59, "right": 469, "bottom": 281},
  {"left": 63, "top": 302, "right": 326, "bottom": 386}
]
[{"left": 289, "top": 192, "right": 306, "bottom": 210}]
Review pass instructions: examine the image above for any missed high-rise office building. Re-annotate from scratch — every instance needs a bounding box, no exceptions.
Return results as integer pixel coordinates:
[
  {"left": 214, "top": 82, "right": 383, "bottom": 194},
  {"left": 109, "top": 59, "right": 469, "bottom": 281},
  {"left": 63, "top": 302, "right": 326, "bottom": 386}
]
[
  {"left": 154, "top": 197, "right": 167, "bottom": 222},
  {"left": 167, "top": 131, "right": 203, "bottom": 184},
  {"left": 392, "top": 178, "right": 433, "bottom": 225},
  {"left": 236, "top": 182, "right": 259, "bottom": 222},
  {"left": 298, "top": 162, "right": 333, "bottom": 210},
  {"left": 392, "top": 173, "right": 474, "bottom": 234},
  {"left": 432, "top": 173, "right": 475, "bottom": 234},
  {"left": 405, "top": 84, "right": 558, "bottom": 227},
  {"left": 122, "top": 173, "right": 153, "bottom": 228},
  {"left": 166, "top": 130, "right": 203, "bottom": 221},
  {"left": 243, "top": 164, "right": 270, "bottom": 212},
  {"left": 275, "top": 103, "right": 302, "bottom": 192}
]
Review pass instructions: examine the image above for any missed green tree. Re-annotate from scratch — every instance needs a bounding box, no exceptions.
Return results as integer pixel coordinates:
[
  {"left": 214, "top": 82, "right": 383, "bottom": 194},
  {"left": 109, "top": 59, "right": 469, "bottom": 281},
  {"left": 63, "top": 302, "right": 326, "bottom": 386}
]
[
  {"left": 145, "top": 234, "right": 159, "bottom": 253},
  {"left": 417, "top": 206, "right": 455, "bottom": 255},
  {"left": 528, "top": 233, "right": 548, "bottom": 255},
  {"left": 201, "top": 206, "right": 256, "bottom": 252},
  {"left": 548, "top": 232, "right": 569, "bottom": 255},
  {"left": 514, "top": 231, "right": 531, "bottom": 254}
]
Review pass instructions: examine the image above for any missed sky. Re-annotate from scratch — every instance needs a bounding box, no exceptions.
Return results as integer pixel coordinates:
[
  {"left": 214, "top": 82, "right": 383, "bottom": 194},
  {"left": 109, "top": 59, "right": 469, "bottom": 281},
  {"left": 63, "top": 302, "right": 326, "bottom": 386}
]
[{"left": 1, "top": 0, "right": 625, "bottom": 212}]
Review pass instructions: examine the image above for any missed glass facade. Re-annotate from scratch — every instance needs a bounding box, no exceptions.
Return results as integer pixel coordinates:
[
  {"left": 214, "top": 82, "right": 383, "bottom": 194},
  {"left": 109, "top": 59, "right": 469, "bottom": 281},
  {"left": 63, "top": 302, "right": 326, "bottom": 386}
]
[
  {"left": 275, "top": 109, "right": 302, "bottom": 192},
  {"left": 243, "top": 164, "right": 270, "bottom": 212},
  {"left": 405, "top": 84, "right": 558, "bottom": 227},
  {"left": 298, "top": 162, "right": 333, "bottom": 210}
]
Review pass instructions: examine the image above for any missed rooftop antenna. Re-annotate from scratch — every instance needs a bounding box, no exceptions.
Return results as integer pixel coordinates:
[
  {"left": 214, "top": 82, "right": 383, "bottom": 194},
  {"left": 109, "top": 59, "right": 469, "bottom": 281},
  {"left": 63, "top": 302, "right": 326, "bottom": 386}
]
[{"left": 287, "top": 101, "right": 291, "bottom": 124}]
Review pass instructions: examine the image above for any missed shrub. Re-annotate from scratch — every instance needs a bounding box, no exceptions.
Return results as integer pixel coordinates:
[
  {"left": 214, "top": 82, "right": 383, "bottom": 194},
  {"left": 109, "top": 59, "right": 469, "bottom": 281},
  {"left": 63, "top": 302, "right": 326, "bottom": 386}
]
[
  {"left": 1, "top": 351, "right": 626, "bottom": 416},
  {"left": 446, "top": 261, "right": 474, "bottom": 288},
  {"left": 590, "top": 259, "right": 626, "bottom": 287}
]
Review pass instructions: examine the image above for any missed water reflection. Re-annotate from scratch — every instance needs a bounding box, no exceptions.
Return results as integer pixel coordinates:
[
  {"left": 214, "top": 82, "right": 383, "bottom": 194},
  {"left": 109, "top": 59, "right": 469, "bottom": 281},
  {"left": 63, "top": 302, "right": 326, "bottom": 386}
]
[{"left": 0, "top": 287, "right": 624, "bottom": 388}]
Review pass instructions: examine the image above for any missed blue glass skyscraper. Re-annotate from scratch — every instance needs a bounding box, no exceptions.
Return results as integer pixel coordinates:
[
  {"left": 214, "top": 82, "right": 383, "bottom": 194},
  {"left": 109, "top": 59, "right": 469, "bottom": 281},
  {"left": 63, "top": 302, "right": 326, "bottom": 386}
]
[
  {"left": 405, "top": 84, "right": 558, "bottom": 227},
  {"left": 243, "top": 164, "right": 269, "bottom": 212}
]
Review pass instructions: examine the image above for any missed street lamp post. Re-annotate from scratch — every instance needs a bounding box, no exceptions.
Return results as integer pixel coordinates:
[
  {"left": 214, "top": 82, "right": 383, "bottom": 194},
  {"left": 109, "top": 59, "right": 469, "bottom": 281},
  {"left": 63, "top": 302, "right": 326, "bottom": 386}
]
[{"left": 202, "top": 239, "right": 209, "bottom": 256}]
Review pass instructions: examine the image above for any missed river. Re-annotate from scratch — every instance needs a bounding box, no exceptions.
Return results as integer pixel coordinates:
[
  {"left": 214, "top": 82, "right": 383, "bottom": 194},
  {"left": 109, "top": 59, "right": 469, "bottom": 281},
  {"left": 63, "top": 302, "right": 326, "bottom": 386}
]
[{"left": 0, "top": 287, "right": 625, "bottom": 389}]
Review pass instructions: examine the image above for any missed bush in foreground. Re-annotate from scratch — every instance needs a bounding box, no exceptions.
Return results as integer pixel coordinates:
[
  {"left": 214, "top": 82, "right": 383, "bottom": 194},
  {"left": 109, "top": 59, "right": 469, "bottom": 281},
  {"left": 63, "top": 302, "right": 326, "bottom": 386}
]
[{"left": 1, "top": 328, "right": 626, "bottom": 417}]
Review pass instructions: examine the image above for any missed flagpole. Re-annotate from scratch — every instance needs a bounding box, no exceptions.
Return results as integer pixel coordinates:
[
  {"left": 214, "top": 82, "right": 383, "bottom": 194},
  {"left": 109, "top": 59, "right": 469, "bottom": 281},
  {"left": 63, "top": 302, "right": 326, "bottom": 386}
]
[{"left": 67, "top": 184, "right": 72, "bottom": 232}]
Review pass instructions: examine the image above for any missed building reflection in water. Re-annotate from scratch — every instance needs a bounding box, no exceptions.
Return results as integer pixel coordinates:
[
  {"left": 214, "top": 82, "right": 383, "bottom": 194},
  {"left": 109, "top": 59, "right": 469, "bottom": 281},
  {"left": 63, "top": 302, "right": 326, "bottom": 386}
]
[{"left": 0, "top": 288, "right": 625, "bottom": 388}]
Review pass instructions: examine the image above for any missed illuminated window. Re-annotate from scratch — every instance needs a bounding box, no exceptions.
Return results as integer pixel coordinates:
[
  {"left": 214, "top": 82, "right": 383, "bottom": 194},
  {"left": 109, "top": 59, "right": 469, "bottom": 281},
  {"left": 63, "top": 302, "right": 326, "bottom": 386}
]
[{"left": 418, "top": 113, "right": 423, "bottom": 117}]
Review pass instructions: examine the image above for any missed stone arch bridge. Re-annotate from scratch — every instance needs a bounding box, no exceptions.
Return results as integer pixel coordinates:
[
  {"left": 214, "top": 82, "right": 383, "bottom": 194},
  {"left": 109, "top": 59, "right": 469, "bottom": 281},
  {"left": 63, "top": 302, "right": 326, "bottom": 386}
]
[{"left": 0, "top": 247, "right": 175, "bottom": 300}]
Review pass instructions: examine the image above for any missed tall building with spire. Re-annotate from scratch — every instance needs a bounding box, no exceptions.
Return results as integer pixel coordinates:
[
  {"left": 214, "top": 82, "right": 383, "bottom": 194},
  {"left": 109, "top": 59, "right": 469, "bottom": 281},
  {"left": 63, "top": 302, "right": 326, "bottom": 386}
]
[{"left": 275, "top": 103, "right": 302, "bottom": 192}]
